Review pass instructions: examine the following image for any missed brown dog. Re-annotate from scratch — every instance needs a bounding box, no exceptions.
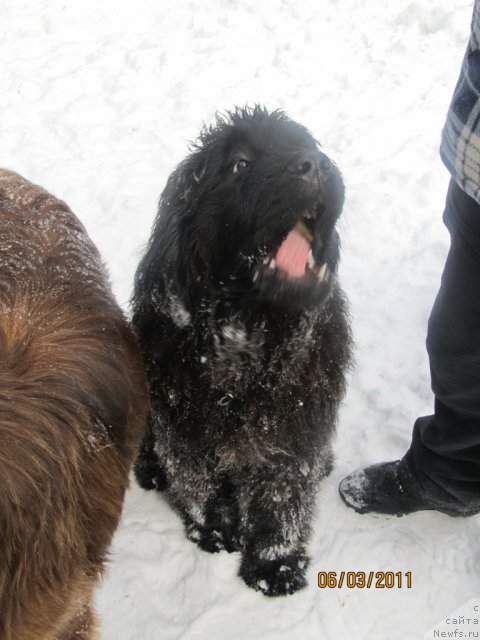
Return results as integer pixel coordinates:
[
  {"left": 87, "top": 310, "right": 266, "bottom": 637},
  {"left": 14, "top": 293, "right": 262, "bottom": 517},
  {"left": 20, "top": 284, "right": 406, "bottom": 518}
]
[{"left": 0, "top": 169, "right": 148, "bottom": 640}]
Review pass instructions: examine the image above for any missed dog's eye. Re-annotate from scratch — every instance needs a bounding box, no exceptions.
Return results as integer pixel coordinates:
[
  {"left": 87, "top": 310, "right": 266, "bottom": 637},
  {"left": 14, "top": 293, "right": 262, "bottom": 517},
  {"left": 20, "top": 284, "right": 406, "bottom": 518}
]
[{"left": 232, "top": 159, "right": 249, "bottom": 174}]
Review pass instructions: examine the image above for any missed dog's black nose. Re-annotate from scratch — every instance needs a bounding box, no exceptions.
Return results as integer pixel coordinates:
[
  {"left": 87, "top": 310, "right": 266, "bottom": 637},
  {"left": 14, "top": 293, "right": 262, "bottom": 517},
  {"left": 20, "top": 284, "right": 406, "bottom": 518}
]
[{"left": 287, "top": 151, "right": 331, "bottom": 181}]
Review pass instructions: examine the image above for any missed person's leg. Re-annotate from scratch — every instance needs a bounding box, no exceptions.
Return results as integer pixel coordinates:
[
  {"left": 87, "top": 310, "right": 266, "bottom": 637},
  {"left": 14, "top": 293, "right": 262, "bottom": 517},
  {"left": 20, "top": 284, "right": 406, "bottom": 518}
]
[{"left": 340, "top": 179, "right": 480, "bottom": 516}]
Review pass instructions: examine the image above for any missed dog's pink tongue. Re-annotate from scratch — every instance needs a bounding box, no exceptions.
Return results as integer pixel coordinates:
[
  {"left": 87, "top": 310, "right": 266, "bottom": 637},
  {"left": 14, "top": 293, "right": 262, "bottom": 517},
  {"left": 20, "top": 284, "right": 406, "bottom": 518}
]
[{"left": 275, "top": 228, "right": 310, "bottom": 278}]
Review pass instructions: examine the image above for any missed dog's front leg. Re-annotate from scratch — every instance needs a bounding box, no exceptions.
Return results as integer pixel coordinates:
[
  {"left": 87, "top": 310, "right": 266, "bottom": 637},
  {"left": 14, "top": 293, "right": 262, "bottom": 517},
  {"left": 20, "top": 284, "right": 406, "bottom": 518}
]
[
  {"left": 164, "top": 456, "right": 240, "bottom": 554},
  {"left": 134, "top": 416, "right": 169, "bottom": 492},
  {"left": 181, "top": 474, "right": 241, "bottom": 554},
  {"left": 238, "top": 465, "right": 316, "bottom": 597}
]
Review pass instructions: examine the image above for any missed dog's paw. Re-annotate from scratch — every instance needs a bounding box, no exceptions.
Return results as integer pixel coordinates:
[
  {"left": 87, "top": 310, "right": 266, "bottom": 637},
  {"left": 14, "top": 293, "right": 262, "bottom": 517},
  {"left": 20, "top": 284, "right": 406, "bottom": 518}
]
[
  {"left": 134, "top": 457, "right": 169, "bottom": 492},
  {"left": 239, "top": 551, "right": 309, "bottom": 596},
  {"left": 185, "top": 522, "right": 240, "bottom": 553}
]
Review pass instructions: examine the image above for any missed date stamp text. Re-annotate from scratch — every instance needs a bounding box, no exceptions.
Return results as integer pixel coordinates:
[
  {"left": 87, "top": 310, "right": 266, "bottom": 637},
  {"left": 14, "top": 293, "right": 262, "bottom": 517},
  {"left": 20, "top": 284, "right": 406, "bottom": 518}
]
[{"left": 317, "top": 571, "right": 412, "bottom": 589}]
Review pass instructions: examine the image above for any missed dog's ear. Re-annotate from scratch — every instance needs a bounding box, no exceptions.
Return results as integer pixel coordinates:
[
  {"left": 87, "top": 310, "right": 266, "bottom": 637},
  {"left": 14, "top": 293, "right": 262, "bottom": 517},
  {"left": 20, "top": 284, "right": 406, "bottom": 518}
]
[
  {"left": 140, "top": 156, "right": 208, "bottom": 313},
  {"left": 192, "top": 162, "right": 206, "bottom": 185},
  {"left": 164, "top": 152, "right": 208, "bottom": 206}
]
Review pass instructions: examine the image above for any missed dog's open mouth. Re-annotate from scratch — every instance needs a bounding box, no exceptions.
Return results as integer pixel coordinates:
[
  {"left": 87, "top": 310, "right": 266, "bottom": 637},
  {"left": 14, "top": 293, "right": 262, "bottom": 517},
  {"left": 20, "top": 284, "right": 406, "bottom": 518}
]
[{"left": 257, "top": 205, "right": 330, "bottom": 284}]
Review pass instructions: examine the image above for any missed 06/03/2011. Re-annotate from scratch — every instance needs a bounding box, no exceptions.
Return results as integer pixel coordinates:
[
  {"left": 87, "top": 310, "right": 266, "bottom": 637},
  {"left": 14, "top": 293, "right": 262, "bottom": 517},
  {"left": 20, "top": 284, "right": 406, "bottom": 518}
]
[{"left": 317, "top": 571, "right": 412, "bottom": 589}]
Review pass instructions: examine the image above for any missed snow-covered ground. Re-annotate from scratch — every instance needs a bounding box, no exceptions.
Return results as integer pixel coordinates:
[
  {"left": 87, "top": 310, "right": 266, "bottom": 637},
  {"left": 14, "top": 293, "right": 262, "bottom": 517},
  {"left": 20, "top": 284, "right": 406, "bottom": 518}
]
[{"left": 2, "top": 1, "right": 478, "bottom": 638}]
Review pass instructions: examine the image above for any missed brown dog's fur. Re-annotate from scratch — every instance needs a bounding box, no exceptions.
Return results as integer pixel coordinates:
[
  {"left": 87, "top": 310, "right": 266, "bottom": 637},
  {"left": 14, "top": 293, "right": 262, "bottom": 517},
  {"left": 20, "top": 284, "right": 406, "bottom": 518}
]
[{"left": 0, "top": 169, "right": 148, "bottom": 640}]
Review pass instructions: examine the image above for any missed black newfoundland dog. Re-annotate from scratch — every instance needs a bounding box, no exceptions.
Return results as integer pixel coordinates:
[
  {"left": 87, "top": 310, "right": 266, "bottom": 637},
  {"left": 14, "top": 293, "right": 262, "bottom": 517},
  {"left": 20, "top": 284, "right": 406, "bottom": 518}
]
[{"left": 133, "top": 106, "right": 352, "bottom": 596}]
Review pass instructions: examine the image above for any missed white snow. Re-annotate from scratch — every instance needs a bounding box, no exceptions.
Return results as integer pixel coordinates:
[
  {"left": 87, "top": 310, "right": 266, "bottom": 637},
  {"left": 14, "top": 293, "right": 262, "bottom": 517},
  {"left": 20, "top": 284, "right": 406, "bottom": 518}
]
[
  {"left": 2, "top": 0, "right": 479, "bottom": 639},
  {"left": 167, "top": 291, "right": 192, "bottom": 328}
]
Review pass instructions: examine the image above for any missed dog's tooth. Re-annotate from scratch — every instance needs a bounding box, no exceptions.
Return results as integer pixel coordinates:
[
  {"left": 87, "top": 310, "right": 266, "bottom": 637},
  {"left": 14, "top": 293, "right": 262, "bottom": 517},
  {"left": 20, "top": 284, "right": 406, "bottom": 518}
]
[
  {"left": 295, "top": 220, "right": 314, "bottom": 242},
  {"left": 307, "top": 250, "right": 315, "bottom": 270},
  {"left": 317, "top": 263, "right": 328, "bottom": 281},
  {"left": 253, "top": 271, "right": 259, "bottom": 282},
  {"left": 263, "top": 256, "right": 269, "bottom": 265},
  {"left": 268, "top": 259, "right": 276, "bottom": 270}
]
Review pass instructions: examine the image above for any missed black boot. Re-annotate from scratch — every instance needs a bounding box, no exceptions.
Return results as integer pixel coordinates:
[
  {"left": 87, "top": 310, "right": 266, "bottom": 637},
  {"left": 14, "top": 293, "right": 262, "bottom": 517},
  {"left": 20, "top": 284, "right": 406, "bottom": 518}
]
[{"left": 338, "top": 459, "right": 475, "bottom": 517}]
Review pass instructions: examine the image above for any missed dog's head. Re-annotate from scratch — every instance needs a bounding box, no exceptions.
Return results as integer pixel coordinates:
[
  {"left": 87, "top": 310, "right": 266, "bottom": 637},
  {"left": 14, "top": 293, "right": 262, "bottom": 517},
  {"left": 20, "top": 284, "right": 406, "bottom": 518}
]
[{"left": 142, "top": 106, "right": 345, "bottom": 313}]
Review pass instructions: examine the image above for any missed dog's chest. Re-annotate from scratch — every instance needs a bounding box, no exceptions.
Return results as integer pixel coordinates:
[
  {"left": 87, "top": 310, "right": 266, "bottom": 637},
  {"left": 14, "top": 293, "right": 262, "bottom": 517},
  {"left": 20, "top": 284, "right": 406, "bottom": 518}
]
[{"left": 201, "top": 314, "right": 317, "bottom": 395}]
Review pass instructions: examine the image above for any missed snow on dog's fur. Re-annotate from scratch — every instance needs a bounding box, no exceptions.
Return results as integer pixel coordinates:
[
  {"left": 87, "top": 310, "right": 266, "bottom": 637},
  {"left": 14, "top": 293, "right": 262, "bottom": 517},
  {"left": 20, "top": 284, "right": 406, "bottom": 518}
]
[
  {"left": 132, "top": 107, "right": 352, "bottom": 596},
  {"left": 0, "top": 169, "right": 148, "bottom": 639}
]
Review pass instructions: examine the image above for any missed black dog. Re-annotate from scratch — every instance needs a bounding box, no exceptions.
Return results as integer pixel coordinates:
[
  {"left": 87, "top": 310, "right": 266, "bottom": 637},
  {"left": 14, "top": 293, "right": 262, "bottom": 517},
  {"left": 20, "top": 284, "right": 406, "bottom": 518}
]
[{"left": 133, "top": 107, "right": 352, "bottom": 596}]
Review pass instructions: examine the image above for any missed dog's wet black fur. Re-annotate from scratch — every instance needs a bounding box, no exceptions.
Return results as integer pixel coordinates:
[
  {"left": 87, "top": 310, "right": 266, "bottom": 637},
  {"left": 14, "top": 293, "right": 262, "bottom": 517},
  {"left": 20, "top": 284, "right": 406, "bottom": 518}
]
[{"left": 133, "top": 106, "right": 352, "bottom": 596}]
